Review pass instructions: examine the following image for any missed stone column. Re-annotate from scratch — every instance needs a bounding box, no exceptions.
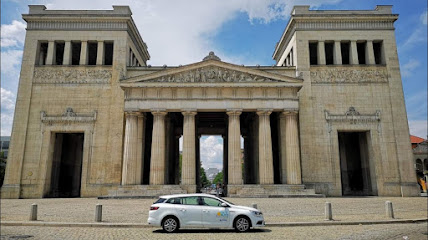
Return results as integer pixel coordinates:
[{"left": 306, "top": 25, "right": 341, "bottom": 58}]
[
  {"left": 317, "top": 41, "right": 326, "bottom": 65},
  {"left": 181, "top": 110, "right": 197, "bottom": 192},
  {"left": 279, "top": 113, "right": 287, "bottom": 184},
  {"left": 227, "top": 110, "right": 243, "bottom": 185},
  {"left": 350, "top": 40, "right": 359, "bottom": 65},
  {"left": 46, "top": 41, "right": 55, "bottom": 65},
  {"left": 135, "top": 114, "right": 145, "bottom": 184},
  {"left": 366, "top": 40, "right": 375, "bottom": 65},
  {"left": 96, "top": 41, "right": 104, "bottom": 65},
  {"left": 283, "top": 110, "right": 302, "bottom": 185},
  {"left": 122, "top": 112, "right": 139, "bottom": 185},
  {"left": 333, "top": 41, "right": 342, "bottom": 65},
  {"left": 63, "top": 41, "right": 71, "bottom": 65},
  {"left": 150, "top": 110, "right": 167, "bottom": 185},
  {"left": 80, "top": 41, "right": 88, "bottom": 65},
  {"left": 257, "top": 110, "right": 274, "bottom": 184}
]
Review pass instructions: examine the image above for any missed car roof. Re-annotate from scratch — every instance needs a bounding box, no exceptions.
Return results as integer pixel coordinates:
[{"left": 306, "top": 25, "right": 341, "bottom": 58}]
[{"left": 158, "top": 193, "right": 219, "bottom": 199}]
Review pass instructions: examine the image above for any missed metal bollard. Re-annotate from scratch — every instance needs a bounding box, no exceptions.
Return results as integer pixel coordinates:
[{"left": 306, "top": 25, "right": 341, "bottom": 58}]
[
  {"left": 325, "top": 202, "right": 333, "bottom": 220},
  {"left": 95, "top": 204, "right": 102, "bottom": 222},
  {"left": 252, "top": 203, "right": 258, "bottom": 209},
  {"left": 385, "top": 201, "right": 394, "bottom": 219},
  {"left": 30, "top": 203, "right": 37, "bottom": 221}
]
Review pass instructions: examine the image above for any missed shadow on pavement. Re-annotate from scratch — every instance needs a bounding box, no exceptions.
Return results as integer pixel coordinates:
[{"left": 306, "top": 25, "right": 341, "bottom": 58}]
[{"left": 153, "top": 229, "right": 271, "bottom": 234}]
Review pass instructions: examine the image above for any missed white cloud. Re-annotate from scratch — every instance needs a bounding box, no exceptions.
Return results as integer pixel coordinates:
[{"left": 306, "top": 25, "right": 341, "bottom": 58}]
[
  {"left": 409, "top": 120, "right": 428, "bottom": 139},
  {"left": 401, "top": 59, "right": 420, "bottom": 77},
  {"left": 1, "top": 113, "right": 14, "bottom": 136},
  {"left": 1, "top": 88, "right": 16, "bottom": 110},
  {"left": 1, "top": 50, "right": 23, "bottom": 77},
  {"left": 200, "top": 136, "right": 224, "bottom": 170},
  {"left": 1, "top": 20, "right": 26, "bottom": 48},
  {"left": 421, "top": 10, "right": 427, "bottom": 25}
]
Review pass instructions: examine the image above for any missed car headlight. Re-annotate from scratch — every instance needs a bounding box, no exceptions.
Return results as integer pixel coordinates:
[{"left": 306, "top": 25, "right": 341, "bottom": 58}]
[{"left": 251, "top": 211, "right": 263, "bottom": 216}]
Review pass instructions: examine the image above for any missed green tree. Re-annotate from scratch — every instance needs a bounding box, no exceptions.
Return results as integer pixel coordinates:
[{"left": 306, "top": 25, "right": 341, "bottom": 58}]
[
  {"left": 213, "top": 171, "right": 223, "bottom": 185},
  {"left": 200, "top": 167, "right": 211, "bottom": 187}
]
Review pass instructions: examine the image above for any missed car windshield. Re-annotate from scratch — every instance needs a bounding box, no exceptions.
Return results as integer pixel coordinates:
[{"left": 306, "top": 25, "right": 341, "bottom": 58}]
[
  {"left": 154, "top": 198, "right": 166, "bottom": 204},
  {"left": 218, "top": 197, "right": 234, "bottom": 205}
]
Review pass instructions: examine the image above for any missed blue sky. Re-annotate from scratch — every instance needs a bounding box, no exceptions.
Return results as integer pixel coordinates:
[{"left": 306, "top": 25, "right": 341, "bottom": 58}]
[{"left": 1, "top": 0, "right": 427, "bottom": 170}]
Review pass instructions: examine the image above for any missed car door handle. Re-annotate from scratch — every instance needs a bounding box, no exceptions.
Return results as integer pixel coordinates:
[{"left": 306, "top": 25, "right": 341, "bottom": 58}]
[
  {"left": 202, "top": 210, "right": 209, "bottom": 213},
  {"left": 180, "top": 209, "right": 186, "bottom": 212}
]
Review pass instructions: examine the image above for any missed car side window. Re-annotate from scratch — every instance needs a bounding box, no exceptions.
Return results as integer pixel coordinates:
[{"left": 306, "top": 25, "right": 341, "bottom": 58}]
[
  {"left": 182, "top": 196, "right": 199, "bottom": 205},
  {"left": 166, "top": 198, "right": 182, "bottom": 204},
  {"left": 202, "top": 197, "right": 222, "bottom": 207}
]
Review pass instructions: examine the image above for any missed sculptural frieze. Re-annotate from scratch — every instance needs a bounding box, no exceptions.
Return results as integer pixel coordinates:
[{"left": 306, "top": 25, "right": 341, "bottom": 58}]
[
  {"left": 33, "top": 68, "right": 112, "bottom": 84},
  {"left": 145, "top": 66, "right": 281, "bottom": 83},
  {"left": 310, "top": 68, "right": 388, "bottom": 83}
]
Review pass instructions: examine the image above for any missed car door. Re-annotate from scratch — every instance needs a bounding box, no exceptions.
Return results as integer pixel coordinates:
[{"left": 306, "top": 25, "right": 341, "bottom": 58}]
[
  {"left": 174, "top": 196, "right": 203, "bottom": 227},
  {"left": 201, "top": 196, "right": 230, "bottom": 227}
]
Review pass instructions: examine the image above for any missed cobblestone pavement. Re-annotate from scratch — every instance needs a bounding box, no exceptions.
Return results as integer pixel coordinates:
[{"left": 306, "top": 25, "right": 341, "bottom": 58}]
[
  {"left": 1, "top": 223, "right": 427, "bottom": 240},
  {"left": 1, "top": 197, "right": 427, "bottom": 223}
]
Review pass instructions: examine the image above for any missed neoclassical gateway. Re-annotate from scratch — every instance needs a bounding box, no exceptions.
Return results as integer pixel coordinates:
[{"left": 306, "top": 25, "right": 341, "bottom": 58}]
[{"left": 1, "top": 5, "right": 419, "bottom": 198}]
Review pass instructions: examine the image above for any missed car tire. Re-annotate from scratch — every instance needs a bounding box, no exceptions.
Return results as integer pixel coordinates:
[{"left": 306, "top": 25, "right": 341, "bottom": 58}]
[
  {"left": 234, "top": 216, "right": 251, "bottom": 232},
  {"left": 162, "top": 216, "right": 179, "bottom": 233}
]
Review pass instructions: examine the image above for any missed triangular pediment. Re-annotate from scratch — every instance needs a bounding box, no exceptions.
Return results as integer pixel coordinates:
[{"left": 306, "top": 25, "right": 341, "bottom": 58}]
[{"left": 122, "top": 59, "right": 302, "bottom": 85}]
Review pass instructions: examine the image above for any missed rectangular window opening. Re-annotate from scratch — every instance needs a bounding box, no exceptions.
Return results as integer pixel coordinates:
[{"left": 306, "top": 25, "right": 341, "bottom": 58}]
[
  {"left": 104, "top": 42, "right": 114, "bottom": 65},
  {"left": 325, "top": 42, "right": 334, "bottom": 65},
  {"left": 309, "top": 42, "right": 318, "bottom": 65},
  {"left": 357, "top": 41, "right": 366, "bottom": 65},
  {"left": 38, "top": 42, "right": 48, "bottom": 65},
  {"left": 87, "top": 42, "right": 98, "bottom": 65},
  {"left": 373, "top": 41, "right": 383, "bottom": 65},
  {"left": 55, "top": 42, "right": 65, "bottom": 65},
  {"left": 341, "top": 42, "right": 350, "bottom": 65},
  {"left": 71, "top": 42, "right": 81, "bottom": 65}
]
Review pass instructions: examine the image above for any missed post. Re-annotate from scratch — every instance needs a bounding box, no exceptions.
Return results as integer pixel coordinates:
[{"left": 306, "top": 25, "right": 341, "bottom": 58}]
[
  {"left": 252, "top": 203, "right": 258, "bottom": 209},
  {"left": 325, "top": 202, "right": 333, "bottom": 220},
  {"left": 95, "top": 204, "right": 102, "bottom": 222},
  {"left": 30, "top": 203, "right": 37, "bottom": 221},
  {"left": 385, "top": 201, "right": 394, "bottom": 219}
]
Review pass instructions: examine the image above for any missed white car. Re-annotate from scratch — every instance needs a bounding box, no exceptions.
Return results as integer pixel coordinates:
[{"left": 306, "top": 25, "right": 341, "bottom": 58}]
[{"left": 148, "top": 193, "right": 265, "bottom": 232}]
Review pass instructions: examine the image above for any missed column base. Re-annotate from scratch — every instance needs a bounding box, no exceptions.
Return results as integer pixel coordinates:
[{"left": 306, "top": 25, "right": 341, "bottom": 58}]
[
  {"left": 0, "top": 184, "right": 21, "bottom": 199},
  {"left": 180, "top": 184, "right": 197, "bottom": 193}
]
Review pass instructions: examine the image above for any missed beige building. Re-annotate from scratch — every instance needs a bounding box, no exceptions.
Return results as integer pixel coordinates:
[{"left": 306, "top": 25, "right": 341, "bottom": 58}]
[{"left": 1, "top": 5, "right": 419, "bottom": 198}]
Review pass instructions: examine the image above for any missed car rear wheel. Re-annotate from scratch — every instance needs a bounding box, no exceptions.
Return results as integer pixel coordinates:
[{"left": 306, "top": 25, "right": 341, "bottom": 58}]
[
  {"left": 162, "top": 216, "right": 179, "bottom": 233},
  {"left": 234, "top": 216, "right": 250, "bottom": 232}
]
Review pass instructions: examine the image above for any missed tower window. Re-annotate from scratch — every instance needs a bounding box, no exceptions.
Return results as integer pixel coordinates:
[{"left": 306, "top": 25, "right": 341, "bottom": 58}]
[
  {"left": 38, "top": 42, "right": 48, "bottom": 65},
  {"left": 341, "top": 42, "right": 350, "bottom": 65},
  {"left": 357, "top": 41, "right": 366, "bottom": 65},
  {"left": 71, "top": 42, "right": 81, "bottom": 65},
  {"left": 309, "top": 42, "right": 318, "bottom": 65},
  {"left": 104, "top": 42, "right": 114, "bottom": 65},
  {"left": 324, "top": 42, "right": 334, "bottom": 65},
  {"left": 87, "top": 42, "right": 98, "bottom": 65},
  {"left": 373, "top": 41, "right": 383, "bottom": 65},
  {"left": 55, "top": 42, "right": 65, "bottom": 65}
]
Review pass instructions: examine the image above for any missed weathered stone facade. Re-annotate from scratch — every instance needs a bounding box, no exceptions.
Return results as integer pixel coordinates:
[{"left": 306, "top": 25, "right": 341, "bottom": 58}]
[{"left": 1, "top": 5, "right": 419, "bottom": 198}]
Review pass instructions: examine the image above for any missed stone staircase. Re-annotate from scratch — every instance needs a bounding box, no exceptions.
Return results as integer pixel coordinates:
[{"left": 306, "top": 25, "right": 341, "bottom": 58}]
[
  {"left": 228, "top": 184, "right": 325, "bottom": 198},
  {"left": 99, "top": 185, "right": 187, "bottom": 199}
]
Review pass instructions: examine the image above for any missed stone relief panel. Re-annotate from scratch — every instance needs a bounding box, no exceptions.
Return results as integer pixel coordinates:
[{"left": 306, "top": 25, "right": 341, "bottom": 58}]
[
  {"left": 41, "top": 107, "right": 97, "bottom": 125},
  {"left": 324, "top": 107, "right": 381, "bottom": 132},
  {"left": 33, "top": 67, "right": 112, "bottom": 84},
  {"left": 310, "top": 68, "right": 388, "bottom": 83},
  {"left": 145, "top": 66, "right": 282, "bottom": 83}
]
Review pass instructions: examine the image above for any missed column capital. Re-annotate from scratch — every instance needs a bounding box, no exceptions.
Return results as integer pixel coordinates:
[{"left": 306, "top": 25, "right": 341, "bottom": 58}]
[
  {"left": 281, "top": 109, "right": 299, "bottom": 116},
  {"left": 125, "top": 111, "right": 141, "bottom": 117},
  {"left": 151, "top": 109, "right": 167, "bottom": 116},
  {"left": 182, "top": 109, "right": 197, "bottom": 116},
  {"left": 226, "top": 109, "right": 242, "bottom": 116},
  {"left": 256, "top": 109, "right": 273, "bottom": 116}
]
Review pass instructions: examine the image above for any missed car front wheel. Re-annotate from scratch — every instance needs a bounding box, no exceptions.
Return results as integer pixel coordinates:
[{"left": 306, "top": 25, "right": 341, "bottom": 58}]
[
  {"left": 234, "top": 216, "right": 250, "bottom": 232},
  {"left": 162, "top": 216, "right": 179, "bottom": 233}
]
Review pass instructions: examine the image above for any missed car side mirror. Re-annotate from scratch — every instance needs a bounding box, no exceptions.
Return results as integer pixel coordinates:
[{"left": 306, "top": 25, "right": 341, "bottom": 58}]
[{"left": 221, "top": 203, "right": 229, "bottom": 207}]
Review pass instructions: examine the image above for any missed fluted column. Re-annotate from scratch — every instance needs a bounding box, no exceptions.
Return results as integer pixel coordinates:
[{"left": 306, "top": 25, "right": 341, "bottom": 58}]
[
  {"left": 350, "top": 40, "right": 359, "bottom": 65},
  {"left": 366, "top": 40, "right": 375, "bottom": 65},
  {"left": 181, "top": 110, "right": 197, "bottom": 187},
  {"left": 333, "top": 41, "right": 342, "bottom": 65},
  {"left": 257, "top": 110, "right": 274, "bottom": 184},
  {"left": 279, "top": 113, "right": 288, "bottom": 184},
  {"left": 135, "top": 114, "right": 145, "bottom": 184},
  {"left": 150, "top": 110, "right": 167, "bottom": 185},
  {"left": 122, "top": 112, "right": 140, "bottom": 185},
  {"left": 284, "top": 110, "right": 302, "bottom": 184},
  {"left": 317, "top": 41, "right": 326, "bottom": 65},
  {"left": 227, "top": 110, "right": 243, "bottom": 185}
]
